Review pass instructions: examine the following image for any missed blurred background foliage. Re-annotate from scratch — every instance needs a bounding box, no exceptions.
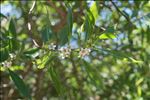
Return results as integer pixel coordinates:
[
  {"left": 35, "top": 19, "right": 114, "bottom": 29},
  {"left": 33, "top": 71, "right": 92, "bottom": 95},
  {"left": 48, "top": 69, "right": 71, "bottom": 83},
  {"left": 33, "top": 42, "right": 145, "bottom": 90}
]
[{"left": 0, "top": 0, "right": 150, "bottom": 100}]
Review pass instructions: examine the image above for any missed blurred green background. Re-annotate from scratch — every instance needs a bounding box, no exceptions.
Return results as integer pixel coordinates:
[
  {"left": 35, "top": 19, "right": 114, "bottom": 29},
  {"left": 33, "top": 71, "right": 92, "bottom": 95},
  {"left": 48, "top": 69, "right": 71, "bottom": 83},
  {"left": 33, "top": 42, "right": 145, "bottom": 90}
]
[{"left": 0, "top": 0, "right": 150, "bottom": 100}]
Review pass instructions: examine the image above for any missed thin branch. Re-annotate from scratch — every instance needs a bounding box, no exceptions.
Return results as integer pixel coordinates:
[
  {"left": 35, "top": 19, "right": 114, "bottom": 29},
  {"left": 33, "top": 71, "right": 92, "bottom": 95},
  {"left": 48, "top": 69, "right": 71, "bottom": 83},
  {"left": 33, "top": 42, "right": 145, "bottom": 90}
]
[
  {"left": 111, "top": 1, "right": 131, "bottom": 23},
  {"left": 46, "top": 1, "right": 67, "bottom": 33}
]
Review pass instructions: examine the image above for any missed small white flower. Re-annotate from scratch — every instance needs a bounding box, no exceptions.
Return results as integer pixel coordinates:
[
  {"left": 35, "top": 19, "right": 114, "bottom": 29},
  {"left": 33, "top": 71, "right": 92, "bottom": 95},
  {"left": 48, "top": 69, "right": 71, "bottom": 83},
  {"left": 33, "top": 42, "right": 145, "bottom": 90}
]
[
  {"left": 79, "top": 48, "right": 91, "bottom": 58},
  {"left": 48, "top": 43, "right": 56, "bottom": 50},
  {"left": 59, "top": 47, "right": 71, "bottom": 59},
  {"left": 2, "top": 61, "right": 12, "bottom": 67},
  {"left": 9, "top": 53, "right": 16, "bottom": 59}
]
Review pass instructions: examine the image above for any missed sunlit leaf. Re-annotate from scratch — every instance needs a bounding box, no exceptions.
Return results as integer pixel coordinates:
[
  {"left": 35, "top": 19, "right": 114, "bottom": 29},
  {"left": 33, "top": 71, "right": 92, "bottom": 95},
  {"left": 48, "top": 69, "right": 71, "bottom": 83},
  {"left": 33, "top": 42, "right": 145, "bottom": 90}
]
[
  {"left": 137, "top": 86, "right": 142, "bottom": 96},
  {"left": 99, "top": 27, "right": 116, "bottom": 39},
  {"left": 90, "top": 1, "right": 99, "bottom": 21},
  {"left": 0, "top": 66, "right": 24, "bottom": 71},
  {"left": 129, "top": 57, "right": 143, "bottom": 64},
  {"left": 136, "top": 78, "right": 144, "bottom": 86},
  {"left": 99, "top": 33, "right": 116, "bottom": 39}
]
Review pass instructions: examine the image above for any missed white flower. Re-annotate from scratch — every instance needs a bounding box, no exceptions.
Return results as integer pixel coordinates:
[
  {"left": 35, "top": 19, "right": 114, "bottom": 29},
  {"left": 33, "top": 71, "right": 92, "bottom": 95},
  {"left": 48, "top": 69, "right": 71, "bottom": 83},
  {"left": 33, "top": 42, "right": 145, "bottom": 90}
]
[
  {"left": 9, "top": 53, "right": 16, "bottom": 59},
  {"left": 48, "top": 43, "right": 56, "bottom": 50},
  {"left": 59, "top": 47, "right": 71, "bottom": 59},
  {"left": 79, "top": 48, "right": 91, "bottom": 58},
  {"left": 2, "top": 61, "right": 12, "bottom": 67}
]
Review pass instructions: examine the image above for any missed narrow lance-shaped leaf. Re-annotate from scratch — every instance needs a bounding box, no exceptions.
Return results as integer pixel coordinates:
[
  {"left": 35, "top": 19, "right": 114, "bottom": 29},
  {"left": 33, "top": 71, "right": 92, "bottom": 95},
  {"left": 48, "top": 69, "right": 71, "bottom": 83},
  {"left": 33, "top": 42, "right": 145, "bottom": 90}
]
[
  {"left": 9, "top": 18, "right": 17, "bottom": 38},
  {"left": 8, "top": 69, "right": 31, "bottom": 99},
  {"left": 58, "top": 26, "right": 68, "bottom": 46},
  {"left": 84, "top": 15, "right": 91, "bottom": 41},
  {"left": 48, "top": 66, "right": 64, "bottom": 96},
  {"left": 67, "top": 5, "right": 73, "bottom": 40},
  {"left": 0, "top": 46, "right": 9, "bottom": 62},
  {"left": 90, "top": 1, "right": 99, "bottom": 22},
  {"left": 99, "top": 27, "right": 116, "bottom": 39},
  {"left": 9, "top": 18, "right": 19, "bottom": 52},
  {"left": 41, "top": 26, "right": 52, "bottom": 43},
  {"left": 0, "top": 13, "right": 7, "bottom": 19}
]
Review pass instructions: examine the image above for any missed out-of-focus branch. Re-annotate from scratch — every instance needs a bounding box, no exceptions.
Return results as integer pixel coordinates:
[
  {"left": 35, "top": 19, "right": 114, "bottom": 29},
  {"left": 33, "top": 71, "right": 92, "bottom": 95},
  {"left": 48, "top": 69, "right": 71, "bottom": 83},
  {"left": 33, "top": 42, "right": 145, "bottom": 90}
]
[
  {"left": 47, "top": 1, "right": 67, "bottom": 33},
  {"left": 111, "top": 1, "right": 131, "bottom": 23},
  {"left": 19, "top": 1, "right": 42, "bottom": 48}
]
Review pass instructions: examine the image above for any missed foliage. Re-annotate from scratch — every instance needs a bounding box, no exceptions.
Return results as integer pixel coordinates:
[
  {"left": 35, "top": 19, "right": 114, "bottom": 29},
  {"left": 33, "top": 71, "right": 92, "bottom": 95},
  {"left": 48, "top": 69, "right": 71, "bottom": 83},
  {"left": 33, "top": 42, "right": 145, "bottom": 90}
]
[{"left": 0, "top": 1, "right": 150, "bottom": 100}]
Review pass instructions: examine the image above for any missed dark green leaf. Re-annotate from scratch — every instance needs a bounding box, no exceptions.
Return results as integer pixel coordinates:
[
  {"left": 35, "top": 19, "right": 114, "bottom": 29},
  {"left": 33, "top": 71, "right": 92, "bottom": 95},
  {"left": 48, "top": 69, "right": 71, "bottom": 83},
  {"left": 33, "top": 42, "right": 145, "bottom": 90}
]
[
  {"left": 23, "top": 48, "right": 39, "bottom": 55},
  {"left": 48, "top": 66, "right": 65, "bottom": 96},
  {"left": 9, "top": 18, "right": 19, "bottom": 52},
  {"left": 0, "top": 46, "right": 9, "bottom": 62},
  {"left": 8, "top": 69, "right": 31, "bottom": 99},
  {"left": 41, "top": 26, "right": 53, "bottom": 43},
  {"left": 9, "top": 18, "right": 17, "bottom": 38},
  {"left": 67, "top": 5, "right": 73, "bottom": 37},
  {"left": 0, "top": 13, "right": 7, "bottom": 19},
  {"left": 58, "top": 26, "right": 68, "bottom": 46}
]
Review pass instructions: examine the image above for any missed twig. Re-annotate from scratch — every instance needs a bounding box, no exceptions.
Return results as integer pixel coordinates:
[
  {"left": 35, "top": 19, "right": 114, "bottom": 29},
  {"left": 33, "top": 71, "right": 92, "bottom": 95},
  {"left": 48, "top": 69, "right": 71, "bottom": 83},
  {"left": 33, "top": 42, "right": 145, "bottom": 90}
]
[
  {"left": 111, "top": 1, "right": 131, "bottom": 23},
  {"left": 46, "top": 1, "right": 67, "bottom": 33}
]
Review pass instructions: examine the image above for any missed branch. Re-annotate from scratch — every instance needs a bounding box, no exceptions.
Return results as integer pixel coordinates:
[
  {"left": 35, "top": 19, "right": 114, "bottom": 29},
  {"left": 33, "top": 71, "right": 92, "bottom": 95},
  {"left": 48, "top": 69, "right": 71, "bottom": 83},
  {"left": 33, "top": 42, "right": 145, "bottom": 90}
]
[
  {"left": 46, "top": 1, "right": 67, "bottom": 33},
  {"left": 111, "top": 1, "right": 131, "bottom": 23}
]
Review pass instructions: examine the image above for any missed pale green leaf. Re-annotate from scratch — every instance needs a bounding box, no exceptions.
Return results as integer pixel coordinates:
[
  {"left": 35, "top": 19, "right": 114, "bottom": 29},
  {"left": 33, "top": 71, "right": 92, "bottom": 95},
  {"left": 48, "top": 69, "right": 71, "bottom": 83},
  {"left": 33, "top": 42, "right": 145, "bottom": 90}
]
[
  {"left": 90, "top": 1, "right": 99, "bottom": 21},
  {"left": 99, "top": 33, "right": 116, "bottom": 39}
]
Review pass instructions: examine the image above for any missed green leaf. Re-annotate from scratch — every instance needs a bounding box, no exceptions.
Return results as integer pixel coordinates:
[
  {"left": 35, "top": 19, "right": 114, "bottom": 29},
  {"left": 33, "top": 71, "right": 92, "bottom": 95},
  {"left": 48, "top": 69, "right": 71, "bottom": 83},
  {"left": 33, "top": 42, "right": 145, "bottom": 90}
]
[
  {"left": 9, "top": 18, "right": 19, "bottom": 52},
  {"left": 0, "top": 46, "right": 9, "bottom": 62},
  {"left": 67, "top": 5, "right": 73, "bottom": 39},
  {"left": 99, "top": 27, "right": 116, "bottom": 39},
  {"left": 9, "top": 18, "right": 17, "bottom": 38},
  {"left": 129, "top": 57, "right": 143, "bottom": 64},
  {"left": 90, "top": 1, "right": 99, "bottom": 22},
  {"left": 48, "top": 66, "right": 65, "bottom": 96},
  {"left": 0, "top": 13, "right": 7, "bottom": 19},
  {"left": 136, "top": 78, "right": 144, "bottom": 86},
  {"left": 23, "top": 48, "right": 39, "bottom": 55},
  {"left": 99, "top": 33, "right": 116, "bottom": 39},
  {"left": 41, "top": 26, "right": 53, "bottom": 43},
  {"left": 137, "top": 86, "right": 142, "bottom": 97},
  {"left": 37, "top": 53, "right": 55, "bottom": 69},
  {"left": 84, "top": 15, "right": 93, "bottom": 41},
  {"left": 58, "top": 26, "right": 68, "bottom": 46},
  {"left": 8, "top": 69, "right": 31, "bottom": 99}
]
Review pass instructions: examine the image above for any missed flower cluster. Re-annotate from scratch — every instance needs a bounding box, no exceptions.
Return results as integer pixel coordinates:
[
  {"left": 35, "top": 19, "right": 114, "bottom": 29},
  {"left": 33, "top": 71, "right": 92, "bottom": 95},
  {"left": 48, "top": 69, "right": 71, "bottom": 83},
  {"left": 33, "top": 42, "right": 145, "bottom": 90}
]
[
  {"left": 48, "top": 43, "right": 91, "bottom": 59},
  {"left": 59, "top": 47, "right": 71, "bottom": 59},
  {"left": 48, "top": 43, "right": 56, "bottom": 50},
  {"left": 79, "top": 48, "right": 91, "bottom": 58},
  {"left": 2, "top": 61, "right": 12, "bottom": 67}
]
